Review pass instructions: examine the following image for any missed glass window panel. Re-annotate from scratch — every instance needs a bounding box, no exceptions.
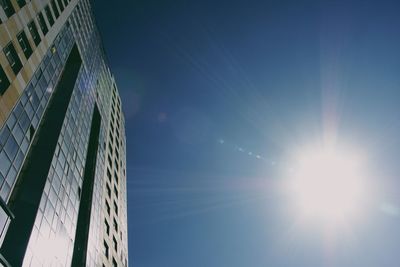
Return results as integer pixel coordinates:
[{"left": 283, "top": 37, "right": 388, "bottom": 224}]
[
  {"left": 3, "top": 42, "right": 22, "bottom": 75},
  {"left": 0, "top": 126, "right": 10, "bottom": 147},
  {"left": 105, "top": 200, "right": 110, "bottom": 215},
  {"left": 12, "top": 124, "right": 24, "bottom": 144},
  {"left": 17, "top": 30, "right": 33, "bottom": 59},
  {"left": 4, "top": 135, "right": 18, "bottom": 161},
  {"left": 25, "top": 101, "right": 34, "bottom": 119},
  {"left": 0, "top": 207, "right": 9, "bottom": 243},
  {"left": 113, "top": 236, "right": 117, "bottom": 250},
  {"left": 14, "top": 150, "right": 24, "bottom": 171},
  {"left": 14, "top": 103, "right": 23, "bottom": 120},
  {"left": 37, "top": 12, "right": 48, "bottom": 35},
  {"left": 0, "top": 182, "right": 11, "bottom": 200},
  {"left": 20, "top": 137, "right": 29, "bottom": 153},
  {"left": 106, "top": 183, "right": 111, "bottom": 198},
  {"left": 103, "top": 241, "right": 109, "bottom": 258},
  {"left": 43, "top": 68, "right": 51, "bottom": 83},
  {"left": 44, "top": 5, "right": 54, "bottom": 26},
  {"left": 36, "top": 104, "right": 44, "bottom": 119},
  {"left": 50, "top": 0, "right": 59, "bottom": 18},
  {"left": 113, "top": 185, "right": 118, "bottom": 198},
  {"left": 21, "top": 92, "right": 28, "bottom": 106},
  {"left": 52, "top": 174, "right": 61, "bottom": 193},
  {"left": 48, "top": 187, "right": 57, "bottom": 206},
  {"left": 56, "top": 0, "right": 64, "bottom": 12},
  {"left": 0, "top": 64, "right": 10, "bottom": 95},
  {"left": 30, "top": 92, "right": 40, "bottom": 110},
  {"left": 28, "top": 20, "right": 41, "bottom": 46},
  {"left": 0, "top": 0, "right": 15, "bottom": 17},
  {"left": 0, "top": 172, "right": 4, "bottom": 187},
  {"left": 5, "top": 114, "right": 16, "bottom": 133},
  {"left": 19, "top": 108, "right": 29, "bottom": 129},
  {"left": 113, "top": 218, "right": 118, "bottom": 231},
  {"left": 44, "top": 201, "right": 55, "bottom": 222},
  {"left": 114, "top": 201, "right": 118, "bottom": 215},
  {"left": 16, "top": 0, "right": 26, "bottom": 8},
  {"left": 32, "top": 115, "right": 39, "bottom": 129},
  {"left": 5, "top": 166, "right": 17, "bottom": 185},
  {"left": 0, "top": 151, "right": 11, "bottom": 177},
  {"left": 104, "top": 219, "right": 110, "bottom": 235}
]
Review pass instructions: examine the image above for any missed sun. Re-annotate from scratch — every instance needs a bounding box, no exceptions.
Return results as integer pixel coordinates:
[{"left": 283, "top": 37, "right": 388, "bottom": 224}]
[{"left": 288, "top": 145, "right": 367, "bottom": 226}]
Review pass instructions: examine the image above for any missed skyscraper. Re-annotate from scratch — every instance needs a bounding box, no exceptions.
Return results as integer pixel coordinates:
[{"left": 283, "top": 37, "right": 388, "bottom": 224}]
[{"left": 0, "top": 0, "right": 128, "bottom": 266}]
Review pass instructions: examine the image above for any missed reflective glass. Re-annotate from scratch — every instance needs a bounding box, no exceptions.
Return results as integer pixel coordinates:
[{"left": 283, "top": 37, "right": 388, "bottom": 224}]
[{"left": 4, "top": 135, "right": 18, "bottom": 161}]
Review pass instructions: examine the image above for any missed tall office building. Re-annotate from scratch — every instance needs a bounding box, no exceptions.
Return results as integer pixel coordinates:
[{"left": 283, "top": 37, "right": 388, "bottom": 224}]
[{"left": 0, "top": 0, "right": 128, "bottom": 266}]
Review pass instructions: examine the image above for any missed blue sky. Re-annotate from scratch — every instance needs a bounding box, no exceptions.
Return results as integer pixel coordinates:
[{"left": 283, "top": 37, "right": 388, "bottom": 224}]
[{"left": 94, "top": 0, "right": 400, "bottom": 266}]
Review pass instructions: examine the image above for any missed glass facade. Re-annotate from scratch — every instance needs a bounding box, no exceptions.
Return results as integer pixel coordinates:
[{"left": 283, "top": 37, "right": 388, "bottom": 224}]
[
  {"left": 0, "top": 0, "right": 128, "bottom": 266},
  {"left": 0, "top": 24, "right": 74, "bottom": 203}
]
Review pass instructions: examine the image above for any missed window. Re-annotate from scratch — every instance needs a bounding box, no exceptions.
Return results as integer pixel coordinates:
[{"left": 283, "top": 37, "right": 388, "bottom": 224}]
[
  {"left": 113, "top": 236, "right": 118, "bottom": 251},
  {"left": 28, "top": 20, "right": 41, "bottom": 46},
  {"left": 16, "top": 0, "right": 25, "bottom": 8},
  {"left": 45, "top": 5, "right": 54, "bottom": 26},
  {"left": 113, "top": 201, "right": 118, "bottom": 215},
  {"left": 17, "top": 31, "right": 33, "bottom": 59},
  {"left": 0, "top": 127, "right": 10, "bottom": 147},
  {"left": 57, "top": 0, "right": 64, "bottom": 12},
  {"left": 103, "top": 240, "right": 109, "bottom": 258},
  {"left": 4, "top": 135, "right": 18, "bottom": 161},
  {"left": 114, "top": 159, "right": 119, "bottom": 170},
  {"left": 29, "top": 125, "right": 35, "bottom": 141},
  {"left": 50, "top": 0, "right": 59, "bottom": 18},
  {"left": 105, "top": 200, "right": 110, "bottom": 215},
  {"left": 111, "top": 113, "right": 115, "bottom": 124},
  {"left": 0, "top": 65, "right": 10, "bottom": 95},
  {"left": 63, "top": 0, "right": 68, "bottom": 7},
  {"left": 108, "top": 155, "right": 112, "bottom": 167},
  {"left": 0, "top": 202, "right": 11, "bottom": 241},
  {"left": 104, "top": 219, "right": 110, "bottom": 235},
  {"left": 106, "top": 183, "right": 111, "bottom": 198},
  {"left": 4, "top": 42, "right": 22, "bottom": 75},
  {"left": 113, "top": 185, "right": 118, "bottom": 198},
  {"left": 114, "top": 170, "right": 119, "bottom": 184},
  {"left": 113, "top": 218, "right": 118, "bottom": 232},
  {"left": 112, "top": 257, "right": 117, "bottom": 267},
  {"left": 37, "top": 12, "right": 48, "bottom": 35},
  {"left": 0, "top": 0, "right": 15, "bottom": 17},
  {"left": 107, "top": 168, "right": 112, "bottom": 182},
  {"left": 0, "top": 151, "right": 11, "bottom": 177}
]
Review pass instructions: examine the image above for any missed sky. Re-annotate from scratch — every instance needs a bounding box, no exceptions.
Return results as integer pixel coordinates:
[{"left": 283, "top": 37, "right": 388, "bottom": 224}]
[{"left": 93, "top": 1, "right": 400, "bottom": 266}]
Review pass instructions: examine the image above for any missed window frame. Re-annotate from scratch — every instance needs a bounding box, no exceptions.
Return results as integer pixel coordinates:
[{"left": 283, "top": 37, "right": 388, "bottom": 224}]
[
  {"left": 28, "top": 20, "right": 41, "bottom": 46},
  {"left": 37, "top": 12, "right": 49, "bottom": 35},
  {"left": 17, "top": 30, "right": 33, "bottom": 59},
  {"left": 0, "top": 0, "right": 15, "bottom": 17},
  {"left": 50, "top": 0, "right": 59, "bottom": 18},
  {"left": 4, "top": 42, "right": 22, "bottom": 75},
  {"left": 103, "top": 240, "right": 109, "bottom": 258},
  {"left": 0, "top": 64, "right": 10, "bottom": 95},
  {"left": 16, "top": 0, "right": 26, "bottom": 8},
  {"left": 44, "top": 5, "right": 55, "bottom": 26},
  {"left": 57, "top": 0, "right": 64, "bottom": 12}
]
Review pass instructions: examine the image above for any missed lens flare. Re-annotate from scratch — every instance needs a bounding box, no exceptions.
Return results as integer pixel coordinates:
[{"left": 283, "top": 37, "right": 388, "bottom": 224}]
[{"left": 288, "top": 145, "right": 367, "bottom": 226}]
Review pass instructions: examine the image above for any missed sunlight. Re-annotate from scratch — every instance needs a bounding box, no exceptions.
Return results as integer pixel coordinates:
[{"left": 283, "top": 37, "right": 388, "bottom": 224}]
[{"left": 288, "top": 144, "right": 367, "bottom": 226}]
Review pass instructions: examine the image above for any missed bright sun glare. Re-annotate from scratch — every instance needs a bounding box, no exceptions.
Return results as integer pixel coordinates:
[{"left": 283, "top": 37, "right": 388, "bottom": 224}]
[{"left": 288, "top": 145, "right": 367, "bottom": 226}]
